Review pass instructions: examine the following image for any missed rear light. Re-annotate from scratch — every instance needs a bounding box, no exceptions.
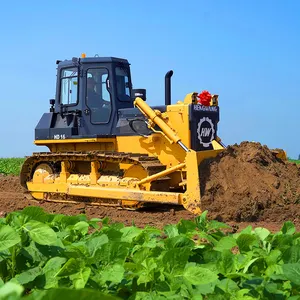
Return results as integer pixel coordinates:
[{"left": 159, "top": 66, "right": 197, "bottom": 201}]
[{"left": 197, "top": 90, "right": 211, "bottom": 106}]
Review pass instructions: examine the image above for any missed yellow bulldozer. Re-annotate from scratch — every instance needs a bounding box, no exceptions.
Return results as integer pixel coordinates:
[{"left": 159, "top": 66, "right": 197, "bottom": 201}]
[{"left": 20, "top": 54, "right": 285, "bottom": 214}]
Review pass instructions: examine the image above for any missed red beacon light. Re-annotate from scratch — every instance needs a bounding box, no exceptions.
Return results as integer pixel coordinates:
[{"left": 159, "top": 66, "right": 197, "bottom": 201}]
[{"left": 197, "top": 90, "right": 211, "bottom": 106}]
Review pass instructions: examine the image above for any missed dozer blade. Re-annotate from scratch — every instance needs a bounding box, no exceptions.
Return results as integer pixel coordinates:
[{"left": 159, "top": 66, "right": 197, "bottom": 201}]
[{"left": 271, "top": 148, "right": 287, "bottom": 161}]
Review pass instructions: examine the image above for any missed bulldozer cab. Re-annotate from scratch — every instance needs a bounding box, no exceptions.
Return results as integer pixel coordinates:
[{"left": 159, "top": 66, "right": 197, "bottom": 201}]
[
  {"left": 49, "top": 56, "right": 134, "bottom": 139},
  {"left": 36, "top": 54, "right": 221, "bottom": 154}
]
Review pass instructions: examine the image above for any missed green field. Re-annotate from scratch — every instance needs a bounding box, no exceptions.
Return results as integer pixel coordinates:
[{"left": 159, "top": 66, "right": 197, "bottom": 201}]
[
  {"left": 288, "top": 158, "right": 300, "bottom": 164},
  {"left": 0, "top": 207, "right": 299, "bottom": 299},
  {"left": 0, "top": 157, "right": 299, "bottom": 298},
  {"left": 0, "top": 158, "right": 25, "bottom": 176}
]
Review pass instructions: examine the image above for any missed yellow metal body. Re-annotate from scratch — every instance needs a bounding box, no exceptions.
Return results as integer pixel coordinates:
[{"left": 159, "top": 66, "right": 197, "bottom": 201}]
[{"left": 27, "top": 95, "right": 225, "bottom": 214}]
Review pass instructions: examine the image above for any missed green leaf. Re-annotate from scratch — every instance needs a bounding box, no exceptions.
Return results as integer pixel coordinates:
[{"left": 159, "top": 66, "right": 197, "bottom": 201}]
[
  {"left": 265, "top": 282, "right": 285, "bottom": 295},
  {"left": 243, "top": 258, "right": 259, "bottom": 273},
  {"left": 0, "top": 225, "right": 21, "bottom": 251},
  {"left": 162, "top": 247, "right": 191, "bottom": 272},
  {"left": 101, "top": 264, "right": 125, "bottom": 284},
  {"left": 207, "top": 220, "right": 231, "bottom": 231},
  {"left": 218, "top": 250, "right": 236, "bottom": 275},
  {"left": 141, "top": 258, "right": 157, "bottom": 272},
  {"left": 65, "top": 241, "right": 88, "bottom": 258},
  {"left": 266, "top": 249, "right": 282, "bottom": 266},
  {"left": 236, "top": 234, "right": 257, "bottom": 253},
  {"left": 88, "top": 218, "right": 102, "bottom": 229},
  {"left": 56, "top": 258, "right": 82, "bottom": 277},
  {"left": 272, "top": 234, "right": 294, "bottom": 251},
  {"left": 238, "top": 225, "right": 253, "bottom": 235},
  {"left": 43, "top": 257, "right": 67, "bottom": 288},
  {"left": 193, "top": 282, "right": 216, "bottom": 296},
  {"left": 137, "top": 258, "right": 157, "bottom": 285},
  {"left": 191, "top": 296, "right": 203, "bottom": 300},
  {"left": 97, "top": 241, "right": 129, "bottom": 265},
  {"left": 120, "top": 226, "right": 142, "bottom": 243},
  {"left": 0, "top": 282, "right": 24, "bottom": 299},
  {"left": 86, "top": 234, "right": 108, "bottom": 257},
  {"left": 164, "top": 224, "right": 179, "bottom": 238},
  {"left": 214, "top": 236, "right": 237, "bottom": 252},
  {"left": 195, "top": 210, "right": 208, "bottom": 231},
  {"left": 26, "top": 288, "right": 120, "bottom": 300},
  {"left": 282, "top": 280, "right": 292, "bottom": 290},
  {"left": 217, "top": 278, "right": 239, "bottom": 292},
  {"left": 132, "top": 247, "right": 151, "bottom": 265},
  {"left": 0, "top": 261, "right": 7, "bottom": 283},
  {"left": 234, "top": 289, "right": 256, "bottom": 299},
  {"left": 254, "top": 227, "right": 270, "bottom": 241},
  {"left": 52, "top": 214, "right": 88, "bottom": 229},
  {"left": 14, "top": 266, "right": 42, "bottom": 285},
  {"left": 281, "top": 221, "right": 296, "bottom": 235},
  {"left": 23, "top": 220, "right": 57, "bottom": 245},
  {"left": 70, "top": 267, "right": 91, "bottom": 289},
  {"left": 165, "top": 235, "right": 195, "bottom": 249},
  {"left": 203, "top": 249, "right": 222, "bottom": 264},
  {"left": 101, "top": 227, "right": 122, "bottom": 241},
  {"left": 132, "top": 291, "right": 165, "bottom": 300},
  {"left": 183, "top": 265, "right": 218, "bottom": 285},
  {"left": 283, "top": 245, "right": 300, "bottom": 263},
  {"left": 21, "top": 206, "right": 49, "bottom": 223},
  {"left": 177, "top": 220, "right": 197, "bottom": 234},
  {"left": 282, "top": 263, "right": 300, "bottom": 285},
  {"left": 265, "top": 264, "right": 283, "bottom": 277},
  {"left": 73, "top": 221, "right": 89, "bottom": 235}
]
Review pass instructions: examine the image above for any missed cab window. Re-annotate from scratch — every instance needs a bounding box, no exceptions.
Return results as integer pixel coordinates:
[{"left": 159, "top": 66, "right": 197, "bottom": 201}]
[
  {"left": 60, "top": 68, "right": 78, "bottom": 105},
  {"left": 86, "top": 68, "right": 111, "bottom": 123},
  {"left": 116, "top": 67, "right": 131, "bottom": 101}
]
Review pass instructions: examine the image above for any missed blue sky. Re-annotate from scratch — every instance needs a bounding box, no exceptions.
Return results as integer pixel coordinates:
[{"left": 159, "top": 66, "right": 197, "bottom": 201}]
[{"left": 0, "top": 0, "right": 299, "bottom": 158}]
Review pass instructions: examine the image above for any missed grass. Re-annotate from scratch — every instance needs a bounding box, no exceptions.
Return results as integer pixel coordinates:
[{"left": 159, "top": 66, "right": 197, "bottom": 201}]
[
  {"left": 0, "top": 157, "right": 25, "bottom": 175},
  {"left": 288, "top": 158, "right": 300, "bottom": 164}
]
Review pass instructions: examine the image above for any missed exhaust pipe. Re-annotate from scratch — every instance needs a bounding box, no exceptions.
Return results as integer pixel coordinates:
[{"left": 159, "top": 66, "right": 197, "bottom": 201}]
[{"left": 165, "top": 70, "right": 173, "bottom": 106}]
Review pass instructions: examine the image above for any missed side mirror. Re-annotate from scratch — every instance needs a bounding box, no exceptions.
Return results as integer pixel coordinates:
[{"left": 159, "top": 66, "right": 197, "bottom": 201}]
[
  {"left": 131, "top": 89, "right": 146, "bottom": 101},
  {"left": 49, "top": 99, "right": 55, "bottom": 112}
]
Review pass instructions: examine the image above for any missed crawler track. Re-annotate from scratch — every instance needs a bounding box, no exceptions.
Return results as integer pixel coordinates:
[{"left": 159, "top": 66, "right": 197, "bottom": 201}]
[
  {"left": 20, "top": 151, "right": 175, "bottom": 209},
  {"left": 20, "top": 151, "right": 168, "bottom": 187}
]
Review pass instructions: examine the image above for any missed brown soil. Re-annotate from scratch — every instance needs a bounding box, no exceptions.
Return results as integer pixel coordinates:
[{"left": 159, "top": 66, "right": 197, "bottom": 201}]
[
  {"left": 0, "top": 141, "right": 299, "bottom": 232},
  {"left": 0, "top": 175, "right": 195, "bottom": 229},
  {"left": 200, "top": 141, "right": 300, "bottom": 227}
]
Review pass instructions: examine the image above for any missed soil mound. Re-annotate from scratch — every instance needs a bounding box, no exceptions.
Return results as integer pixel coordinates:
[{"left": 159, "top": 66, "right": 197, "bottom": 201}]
[{"left": 200, "top": 141, "right": 300, "bottom": 223}]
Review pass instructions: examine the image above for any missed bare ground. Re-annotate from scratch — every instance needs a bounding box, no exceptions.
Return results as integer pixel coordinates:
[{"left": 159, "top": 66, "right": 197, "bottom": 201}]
[{"left": 0, "top": 141, "right": 299, "bottom": 232}]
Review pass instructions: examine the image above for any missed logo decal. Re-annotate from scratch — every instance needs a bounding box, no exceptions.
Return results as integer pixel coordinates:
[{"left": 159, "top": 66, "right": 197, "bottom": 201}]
[{"left": 197, "top": 117, "right": 215, "bottom": 147}]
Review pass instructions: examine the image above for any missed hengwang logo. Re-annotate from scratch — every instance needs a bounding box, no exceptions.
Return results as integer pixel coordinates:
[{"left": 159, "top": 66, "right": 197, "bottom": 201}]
[{"left": 197, "top": 117, "right": 215, "bottom": 147}]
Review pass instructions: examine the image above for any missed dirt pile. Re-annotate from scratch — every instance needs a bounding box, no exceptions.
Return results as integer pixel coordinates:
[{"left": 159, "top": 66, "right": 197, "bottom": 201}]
[{"left": 200, "top": 141, "right": 300, "bottom": 223}]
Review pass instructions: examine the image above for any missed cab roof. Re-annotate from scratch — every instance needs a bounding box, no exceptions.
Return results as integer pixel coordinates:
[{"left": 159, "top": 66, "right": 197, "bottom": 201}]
[{"left": 57, "top": 56, "right": 130, "bottom": 67}]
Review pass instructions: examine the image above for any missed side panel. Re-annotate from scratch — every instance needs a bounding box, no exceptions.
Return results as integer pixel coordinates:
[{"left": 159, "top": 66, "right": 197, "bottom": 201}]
[
  {"left": 114, "top": 106, "right": 167, "bottom": 136},
  {"left": 116, "top": 135, "right": 186, "bottom": 168},
  {"left": 35, "top": 113, "right": 53, "bottom": 140},
  {"left": 36, "top": 138, "right": 116, "bottom": 152},
  {"left": 190, "top": 104, "right": 219, "bottom": 151}
]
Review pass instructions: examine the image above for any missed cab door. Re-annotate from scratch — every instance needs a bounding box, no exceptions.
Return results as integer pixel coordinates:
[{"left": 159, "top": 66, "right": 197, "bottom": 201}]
[{"left": 85, "top": 67, "right": 112, "bottom": 124}]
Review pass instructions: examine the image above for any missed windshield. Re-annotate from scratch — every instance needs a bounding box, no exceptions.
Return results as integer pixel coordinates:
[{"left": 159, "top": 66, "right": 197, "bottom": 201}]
[
  {"left": 60, "top": 68, "right": 78, "bottom": 105},
  {"left": 115, "top": 66, "right": 131, "bottom": 101}
]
